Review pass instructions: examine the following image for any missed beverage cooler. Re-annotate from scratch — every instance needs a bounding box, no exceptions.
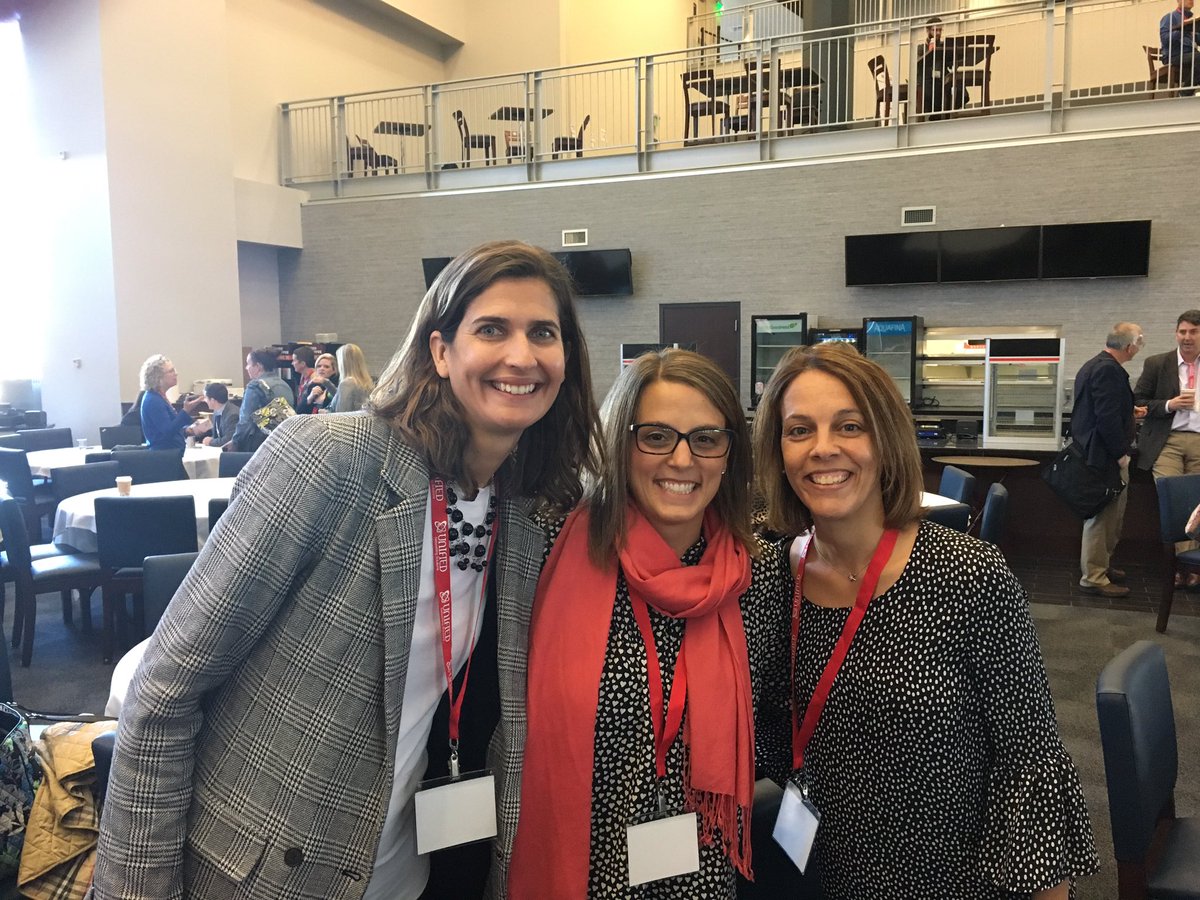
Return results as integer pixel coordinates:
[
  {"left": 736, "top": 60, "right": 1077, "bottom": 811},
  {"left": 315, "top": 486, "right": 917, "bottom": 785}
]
[
  {"left": 862, "top": 316, "right": 923, "bottom": 407},
  {"left": 750, "top": 314, "right": 808, "bottom": 408},
  {"left": 982, "top": 336, "right": 1065, "bottom": 450}
]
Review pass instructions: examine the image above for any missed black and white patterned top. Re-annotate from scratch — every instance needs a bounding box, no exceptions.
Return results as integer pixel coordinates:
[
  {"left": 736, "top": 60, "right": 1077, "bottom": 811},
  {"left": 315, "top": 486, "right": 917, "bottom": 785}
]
[
  {"left": 793, "top": 521, "right": 1098, "bottom": 900},
  {"left": 583, "top": 534, "right": 792, "bottom": 900}
]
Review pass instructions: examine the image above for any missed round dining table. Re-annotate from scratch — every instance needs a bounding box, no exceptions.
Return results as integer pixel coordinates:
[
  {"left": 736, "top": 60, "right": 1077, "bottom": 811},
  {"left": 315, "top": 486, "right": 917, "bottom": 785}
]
[
  {"left": 27, "top": 445, "right": 225, "bottom": 480},
  {"left": 52, "top": 477, "right": 235, "bottom": 553}
]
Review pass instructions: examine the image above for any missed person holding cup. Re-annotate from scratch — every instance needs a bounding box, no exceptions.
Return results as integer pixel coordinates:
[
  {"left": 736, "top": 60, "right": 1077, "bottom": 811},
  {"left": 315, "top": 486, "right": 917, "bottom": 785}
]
[{"left": 137, "top": 355, "right": 206, "bottom": 452}]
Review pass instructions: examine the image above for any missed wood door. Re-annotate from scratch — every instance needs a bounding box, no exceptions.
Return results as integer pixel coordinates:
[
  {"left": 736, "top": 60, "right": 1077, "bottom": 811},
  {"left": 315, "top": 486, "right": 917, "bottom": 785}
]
[{"left": 659, "top": 302, "right": 740, "bottom": 397}]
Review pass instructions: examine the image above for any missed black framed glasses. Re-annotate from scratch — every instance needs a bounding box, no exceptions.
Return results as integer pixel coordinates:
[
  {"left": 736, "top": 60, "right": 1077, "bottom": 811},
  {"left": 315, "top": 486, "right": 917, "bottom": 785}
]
[{"left": 630, "top": 423, "right": 734, "bottom": 458}]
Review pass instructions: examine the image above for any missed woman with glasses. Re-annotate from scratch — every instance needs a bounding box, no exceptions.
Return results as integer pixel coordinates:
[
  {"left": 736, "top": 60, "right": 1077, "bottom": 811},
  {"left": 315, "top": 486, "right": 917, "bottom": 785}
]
[{"left": 509, "top": 349, "right": 791, "bottom": 899}]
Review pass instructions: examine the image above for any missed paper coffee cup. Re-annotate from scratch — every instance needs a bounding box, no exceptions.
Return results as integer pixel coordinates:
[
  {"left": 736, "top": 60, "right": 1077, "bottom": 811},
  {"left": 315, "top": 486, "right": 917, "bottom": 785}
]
[{"left": 115, "top": 476, "right": 133, "bottom": 496}]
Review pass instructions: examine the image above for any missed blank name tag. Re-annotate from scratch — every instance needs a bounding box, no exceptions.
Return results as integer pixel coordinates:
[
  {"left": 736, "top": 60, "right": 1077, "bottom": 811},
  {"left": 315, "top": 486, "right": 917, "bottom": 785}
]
[
  {"left": 626, "top": 812, "right": 700, "bottom": 886},
  {"left": 414, "top": 772, "right": 497, "bottom": 854},
  {"left": 773, "top": 781, "right": 820, "bottom": 873}
]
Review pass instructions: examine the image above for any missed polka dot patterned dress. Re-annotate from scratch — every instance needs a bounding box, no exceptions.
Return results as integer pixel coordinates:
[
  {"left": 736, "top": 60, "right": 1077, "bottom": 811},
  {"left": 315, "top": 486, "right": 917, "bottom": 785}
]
[
  {"left": 793, "top": 521, "right": 1098, "bottom": 900},
  {"left": 584, "top": 535, "right": 792, "bottom": 899}
]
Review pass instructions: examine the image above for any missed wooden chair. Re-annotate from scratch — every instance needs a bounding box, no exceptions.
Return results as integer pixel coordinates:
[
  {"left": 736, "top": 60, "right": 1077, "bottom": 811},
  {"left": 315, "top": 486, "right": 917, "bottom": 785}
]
[
  {"left": 551, "top": 115, "right": 591, "bottom": 159},
  {"left": 867, "top": 54, "right": 908, "bottom": 125},
  {"left": 1144, "top": 45, "right": 1180, "bottom": 99},
  {"left": 504, "top": 129, "right": 527, "bottom": 162},
  {"left": 453, "top": 110, "right": 497, "bottom": 167},
  {"left": 345, "top": 135, "right": 398, "bottom": 177},
  {"left": 681, "top": 68, "right": 728, "bottom": 141}
]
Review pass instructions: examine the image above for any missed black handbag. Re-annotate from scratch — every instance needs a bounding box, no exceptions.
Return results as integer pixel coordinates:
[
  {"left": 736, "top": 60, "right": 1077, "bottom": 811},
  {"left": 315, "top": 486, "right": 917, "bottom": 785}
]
[{"left": 1041, "top": 440, "right": 1124, "bottom": 519}]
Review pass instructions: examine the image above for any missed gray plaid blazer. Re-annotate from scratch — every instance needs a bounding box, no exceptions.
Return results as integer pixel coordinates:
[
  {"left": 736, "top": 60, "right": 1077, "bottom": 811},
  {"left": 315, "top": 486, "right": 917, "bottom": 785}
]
[{"left": 92, "top": 412, "right": 540, "bottom": 900}]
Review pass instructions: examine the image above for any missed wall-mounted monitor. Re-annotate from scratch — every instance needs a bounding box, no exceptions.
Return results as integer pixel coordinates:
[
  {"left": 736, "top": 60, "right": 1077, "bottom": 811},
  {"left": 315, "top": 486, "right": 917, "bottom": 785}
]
[
  {"left": 939, "top": 226, "right": 1040, "bottom": 282},
  {"left": 1041, "top": 221, "right": 1151, "bottom": 278},
  {"left": 421, "top": 257, "right": 453, "bottom": 289},
  {"left": 810, "top": 327, "right": 863, "bottom": 351},
  {"left": 553, "top": 249, "right": 634, "bottom": 296},
  {"left": 845, "top": 232, "right": 939, "bottom": 286}
]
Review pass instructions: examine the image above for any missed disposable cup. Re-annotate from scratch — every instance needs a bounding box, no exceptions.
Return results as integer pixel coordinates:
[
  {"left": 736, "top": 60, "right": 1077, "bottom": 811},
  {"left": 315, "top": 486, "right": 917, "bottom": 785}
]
[
  {"left": 115, "top": 476, "right": 133, "bottom": 496},
  {"left": 76, "top": 438, "right": 88, "bottom": 449}
]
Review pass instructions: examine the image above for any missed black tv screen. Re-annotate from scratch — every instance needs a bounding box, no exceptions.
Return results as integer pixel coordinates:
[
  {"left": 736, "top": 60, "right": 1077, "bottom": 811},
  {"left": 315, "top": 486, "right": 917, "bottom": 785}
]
[
  {"left": 422, "top": 257, "right": 453, "bottom": 289},
  {"left": 845, "top": 232, "right": 939, "bottom": 286},
  {"left": 939, "top": 226, "right": 1040, "bottom": 282},
  {"left": 1041, "top": 220, "right": 1151, "bottom": 278},
  {"left": 553, "top": 249, "right": 633, "bottom": 296}
]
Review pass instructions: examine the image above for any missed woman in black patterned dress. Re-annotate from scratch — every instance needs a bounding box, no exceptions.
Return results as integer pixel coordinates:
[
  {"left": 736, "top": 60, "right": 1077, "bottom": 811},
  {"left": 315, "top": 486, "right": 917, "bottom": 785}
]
[
  {"left": 509, "top": 349, "right": 791, "bottom": 899},
  {"left": 752, "top": 342, "right": 1098, "bottom": 900}
]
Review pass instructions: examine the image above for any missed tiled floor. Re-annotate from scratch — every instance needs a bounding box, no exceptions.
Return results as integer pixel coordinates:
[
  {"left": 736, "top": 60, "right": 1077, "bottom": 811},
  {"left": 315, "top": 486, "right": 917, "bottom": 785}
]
[{"left": 1010, "top": 554, "right": 1200, "bottom": 618}]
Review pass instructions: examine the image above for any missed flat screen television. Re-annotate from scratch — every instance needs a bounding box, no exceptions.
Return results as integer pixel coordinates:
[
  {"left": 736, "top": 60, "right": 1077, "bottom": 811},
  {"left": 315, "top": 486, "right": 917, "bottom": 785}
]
[
  {"left": 421, "top": 257, "right": 453, "bottom": 289},
  {"left": 845, "top": 232, "right": 939, "bottom": 286},
  {"left": 1041, "top": 220, "right": 1151, "bottom": 278},
  {"left": 939, "top": 226, "right": 1040, "bottom": 282},
  {"left": 553, "top": 249, "right": 633, "bottom": 296}
]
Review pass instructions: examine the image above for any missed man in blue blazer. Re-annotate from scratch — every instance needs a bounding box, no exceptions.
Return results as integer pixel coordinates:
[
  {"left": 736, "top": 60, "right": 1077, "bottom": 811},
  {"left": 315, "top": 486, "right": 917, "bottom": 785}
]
[{"left": 1071, "top": 323, "right": 1145, "bottom": 596}]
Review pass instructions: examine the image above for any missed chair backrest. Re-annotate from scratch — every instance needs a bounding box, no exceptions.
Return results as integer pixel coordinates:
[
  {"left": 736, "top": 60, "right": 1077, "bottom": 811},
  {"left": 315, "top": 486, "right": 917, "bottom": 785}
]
[
  {"left": 1096, "top": 640, "right": 1178, "bottom": 861},
  {"left": 938, "top": 465, "right": 977, "bottom": 504},
  {"left": 923, "top": 501, "right": 970, "bottom": 532},
  {"left": 18, "top": 426, "right": 72, "bottom": 451},
  {"left": 0, "top": 497, "right": 33, "bottom": 575},
  {"left": 0, "top": 448, "right": 36, "bottom": 502},
  {"left": 867, "top": 54, "right": 889, "bottom": 91},
  {"left": 208, "top": 496, "right": 229, "bottom": 531},
  {"left": 682, "top": 67, "right": 715, "bottom": 99},
  {"left": 142, "top": 551, "right": 199, "bottom": 633},
  {"left": 85, "top": 451, "right": 114, "bottom": 464},
  {"left": 113, "top": 449, "right": 188, "bottom": 484},
  {"left": 578, "top": 114, "right": 591, "bottom": 140},
  {"left": 50, "top": 461, "right": 120, "bottom": 505},
  {"left": 99, "top": 424, "right": 144, "bottom": 450},
  {"left": 0, "top": 434, "right": 22, "bottom": 449},
  {"left": 978, "top": 482, "right": 1009, "bottom": 545},
  {"left": 92, "top": 730, "right": 117, "bottom": 808},
  {"left": 218, "top": 451, "right": 253, "bottom": 478},
  {"left": 453, "top": 109, "right": 469, "bottom": 141},
  {"left": 1145, "top": 45, "right": 1161, "bottom": 80},
  {"left": 1155, "top": 473, "right": 1200, "bottom": 544},
  {"left": 94, "top": 496, "right": 198, "bottom": 570},
  {"left": 20, "top": 411, "right": 47, "bottom": 430}
]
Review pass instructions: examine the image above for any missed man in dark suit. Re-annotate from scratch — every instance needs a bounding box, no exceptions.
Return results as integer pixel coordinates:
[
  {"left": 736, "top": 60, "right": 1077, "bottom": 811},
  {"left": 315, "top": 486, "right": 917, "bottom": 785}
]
[
  {"left": 1072, "top": 323, "right": 1145, "bottom": 597},
  {"left": 198, "top": 382, "right": 239, "bottom": 446}
]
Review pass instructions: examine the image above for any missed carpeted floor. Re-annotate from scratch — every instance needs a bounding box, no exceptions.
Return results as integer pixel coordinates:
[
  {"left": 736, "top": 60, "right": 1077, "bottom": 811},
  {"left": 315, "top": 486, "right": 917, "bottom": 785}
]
[{"left": 3, "top": 555, "right": 1197, "bottom": 899}]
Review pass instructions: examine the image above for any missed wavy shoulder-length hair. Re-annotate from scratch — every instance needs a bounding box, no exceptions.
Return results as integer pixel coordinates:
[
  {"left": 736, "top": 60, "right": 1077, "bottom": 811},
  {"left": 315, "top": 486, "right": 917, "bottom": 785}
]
[
  {"left": 139, "top": 355, "right": 173, "bottom": 393},
  {"left": 584, "top": 349, "right": 755, "bottom": 566},
  {"left": 336, "top": 343, "right": 374, "bottom": 392},
  {"left": 371, "top": 240, "right": 599, "bottom": 509},
  {"left": 752, "top": 342, "right": 923, "bottom": 536}
]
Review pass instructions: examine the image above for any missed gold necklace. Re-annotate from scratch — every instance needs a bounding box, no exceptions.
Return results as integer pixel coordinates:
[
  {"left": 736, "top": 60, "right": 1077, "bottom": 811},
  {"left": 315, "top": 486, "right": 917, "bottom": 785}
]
[{"left": 811, "top": 536, "right": 872, "bottom": 582}]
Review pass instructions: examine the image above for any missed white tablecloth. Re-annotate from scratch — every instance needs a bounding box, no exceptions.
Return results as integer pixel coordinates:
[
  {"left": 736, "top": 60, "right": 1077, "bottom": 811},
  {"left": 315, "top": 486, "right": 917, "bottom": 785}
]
[
  {"left": 920, "top": 491, "right": 960, "bottom": 509},
  {"left": 28, "top": 445, "right": 224, "bottom": 479},
  {"left": 52, "top": 477, "right": 236, "bottom": 553}
]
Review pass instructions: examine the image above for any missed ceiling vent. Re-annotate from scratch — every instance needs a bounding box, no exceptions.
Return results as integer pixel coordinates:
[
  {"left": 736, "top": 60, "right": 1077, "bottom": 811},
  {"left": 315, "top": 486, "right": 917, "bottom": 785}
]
[
  {"left": 901, "top": 206, "right": 936, "bottom": 227},
  {"left": 562, "top": 228, "right": 589, "bottom": 247}
]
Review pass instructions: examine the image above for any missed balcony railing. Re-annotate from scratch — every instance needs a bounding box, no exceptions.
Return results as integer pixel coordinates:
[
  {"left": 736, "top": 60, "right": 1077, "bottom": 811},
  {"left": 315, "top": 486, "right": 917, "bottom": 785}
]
[{"left": 280, "top": 0, "right": 1195, "bottom": 196}]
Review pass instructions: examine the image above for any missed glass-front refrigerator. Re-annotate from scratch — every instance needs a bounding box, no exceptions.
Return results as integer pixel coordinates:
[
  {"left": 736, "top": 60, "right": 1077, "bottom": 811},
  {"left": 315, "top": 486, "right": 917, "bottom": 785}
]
[
  {"left": 982, "top": 336, "right": 1065, "bottom": 449},
  {"left": 750, "top": 314, "right": 808, "bottom": 408},
  {"left": 863, "top": 316, "right": 923, "bottom": 407}
]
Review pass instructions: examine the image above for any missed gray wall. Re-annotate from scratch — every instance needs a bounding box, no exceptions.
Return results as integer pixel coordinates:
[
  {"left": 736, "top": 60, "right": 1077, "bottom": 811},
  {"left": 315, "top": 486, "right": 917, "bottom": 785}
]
[{"left": 280, "top": 130, "right": 1198, "bottom": 407}]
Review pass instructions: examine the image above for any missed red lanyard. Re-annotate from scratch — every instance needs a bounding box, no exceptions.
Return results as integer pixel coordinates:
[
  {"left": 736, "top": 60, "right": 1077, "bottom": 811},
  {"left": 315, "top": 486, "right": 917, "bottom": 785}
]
[
  {"left": 630, "top": 595, "right": 688, "bottom": 784},
  {"left": 789, "top": 529, "right": 898, "bottom": 770},
  {"left": 429, "top": 477, "right": 498, "bottom": 776}
]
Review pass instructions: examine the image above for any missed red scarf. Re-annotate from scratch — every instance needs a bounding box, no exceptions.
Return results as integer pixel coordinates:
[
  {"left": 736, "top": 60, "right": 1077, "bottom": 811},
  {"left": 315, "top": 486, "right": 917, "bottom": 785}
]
[{"left": 509, "top": 505, "right": 755, "bottom": 898}]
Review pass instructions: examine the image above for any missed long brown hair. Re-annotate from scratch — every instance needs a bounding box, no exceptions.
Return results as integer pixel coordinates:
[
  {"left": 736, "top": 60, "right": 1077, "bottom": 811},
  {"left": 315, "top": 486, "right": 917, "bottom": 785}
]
[
  {"left": 584, "top": 349, "right": 755, "bottom": 566},
  {"left": 752, "top": 343, "right": 923, "bottom": 536},
  {"left": 371, "top": 240, "right": 599, "bottom": 508}
]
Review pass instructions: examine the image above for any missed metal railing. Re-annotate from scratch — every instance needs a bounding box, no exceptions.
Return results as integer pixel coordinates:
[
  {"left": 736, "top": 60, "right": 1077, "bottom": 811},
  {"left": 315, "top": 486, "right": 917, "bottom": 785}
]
[{"left": 280, "top": 0, "right": 1189, "bottom": 189}]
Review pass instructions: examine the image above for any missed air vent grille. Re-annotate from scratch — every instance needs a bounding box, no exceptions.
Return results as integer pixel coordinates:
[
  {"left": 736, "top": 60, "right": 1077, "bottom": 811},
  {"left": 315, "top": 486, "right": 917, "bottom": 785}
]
[
  {"left": 901, "top": 206, "right": 936, "bottom": 227},
  {"left": 562, "top": 228, "right": 589, "bottom": 247}
]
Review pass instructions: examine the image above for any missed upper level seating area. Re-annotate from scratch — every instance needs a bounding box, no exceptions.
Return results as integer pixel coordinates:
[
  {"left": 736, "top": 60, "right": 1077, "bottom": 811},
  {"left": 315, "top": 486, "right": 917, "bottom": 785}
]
[{"left": 281, "top": 0, "right": 1199, "bottom": 198}]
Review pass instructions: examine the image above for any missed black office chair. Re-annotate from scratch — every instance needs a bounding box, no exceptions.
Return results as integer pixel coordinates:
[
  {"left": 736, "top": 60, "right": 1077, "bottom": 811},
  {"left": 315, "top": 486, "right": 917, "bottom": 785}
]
[
  {"left": 50, "top": 461, "right": 120, "bottom": 508},
  {"left": 938, "top": 465, "right": 977, "bottom": 505},
  {"left": 977, "top": 482, "right": 1009, "bottom": 546},
  {"left": 85, "top": 451, "right": 114, "bottom": 464},
  {"left": 923, "top": 501, "right": 971, "bottom": 532},
  {"left": 0, "top": 434, "right": 22, "bottom": 450},
  {"left": 142, "top": 552, "right": 198, "bottom": 635},
  {"left": 17, "top": 427, "right": 72, "bottom": 451},
  {"left": 0, "top": 497, "right": 103, "bottom": 668},
  {"left": 218, "top": 452, "right": 253, "bottom": 478},
  {"left": 99, "top": 425, "right": 144, "bottom": 450},
  {"left": 1097, "top": 640, "right": 1200, "bottom": 899},
  {"left": 19, "top": 411, "right": 47, "bottom": 430},
  {"left": 95, "top": 496, "right": 197, "bottom": 663},
  {"left": 113, "top": 449, "right": 188, "bottom": 484},
  {"left": 1153, "top": 473, "right": 1200, "bottom": 633},
  {"left": 92, "top": 730, "right": 118, "bottom": 809},
  {"left": 0, "top": 448, "right": 56, "bottom": 539},
  {"left": 208, "top": 497, "right": 229, "bottom": 532}
]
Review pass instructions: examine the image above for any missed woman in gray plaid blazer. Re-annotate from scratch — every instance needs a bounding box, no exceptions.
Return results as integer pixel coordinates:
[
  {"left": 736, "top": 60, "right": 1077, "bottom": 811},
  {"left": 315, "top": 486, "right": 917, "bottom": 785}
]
[{"left": 92, "top": 241, "right": 599, "bottom": 900}]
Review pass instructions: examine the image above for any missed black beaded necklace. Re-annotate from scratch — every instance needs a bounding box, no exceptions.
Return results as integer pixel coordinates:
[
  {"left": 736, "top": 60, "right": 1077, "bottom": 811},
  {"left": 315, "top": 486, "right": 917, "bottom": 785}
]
[{"left": 445, "top": 484, "right": 497, "bottom": 572}]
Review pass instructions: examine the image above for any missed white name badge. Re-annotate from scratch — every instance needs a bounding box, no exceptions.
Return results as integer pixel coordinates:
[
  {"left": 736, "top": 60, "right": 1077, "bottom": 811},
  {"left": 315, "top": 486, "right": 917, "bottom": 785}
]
[
  {"left": 773, "top": 781, "right": 821, "bottom": 873},
  {"left": 414, "top": 771, "right": 498, "bottom": 855},
  {"left": 626, "top": 812, "right": 700, "bottom": 887}
]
